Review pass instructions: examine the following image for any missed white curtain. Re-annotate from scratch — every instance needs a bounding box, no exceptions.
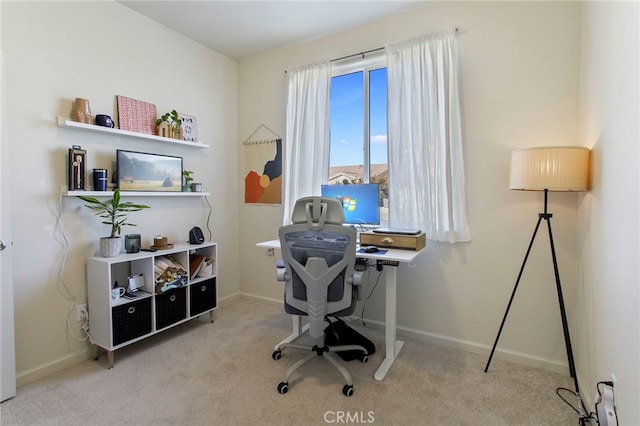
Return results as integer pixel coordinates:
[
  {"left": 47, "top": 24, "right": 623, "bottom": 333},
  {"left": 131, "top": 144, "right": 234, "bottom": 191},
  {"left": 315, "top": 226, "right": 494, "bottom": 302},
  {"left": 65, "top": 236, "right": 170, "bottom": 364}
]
[
  {"left": 386, "top": 29, "right": 470, "bottom": 243},
  {"left": 283, "top": 61, "right": 332, "bottom": 224}
]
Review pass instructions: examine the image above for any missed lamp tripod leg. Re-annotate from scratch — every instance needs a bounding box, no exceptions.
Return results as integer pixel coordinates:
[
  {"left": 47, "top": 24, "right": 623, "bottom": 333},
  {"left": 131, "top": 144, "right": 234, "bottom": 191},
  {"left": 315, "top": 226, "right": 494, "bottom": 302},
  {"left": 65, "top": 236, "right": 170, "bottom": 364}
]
[
  {"left": 484, "top": 216, "right": 544, "bottom": 373},
  {"left": 546, "top": 217, "right": 582, "bottom": 413}
]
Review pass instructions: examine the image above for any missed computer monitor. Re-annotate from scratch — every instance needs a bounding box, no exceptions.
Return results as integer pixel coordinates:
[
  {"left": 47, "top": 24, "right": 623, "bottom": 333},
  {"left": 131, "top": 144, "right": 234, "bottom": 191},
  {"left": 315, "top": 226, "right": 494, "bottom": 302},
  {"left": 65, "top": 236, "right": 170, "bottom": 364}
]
[{"left": 320, "top": 183, "right": 380, "bottom": 225}]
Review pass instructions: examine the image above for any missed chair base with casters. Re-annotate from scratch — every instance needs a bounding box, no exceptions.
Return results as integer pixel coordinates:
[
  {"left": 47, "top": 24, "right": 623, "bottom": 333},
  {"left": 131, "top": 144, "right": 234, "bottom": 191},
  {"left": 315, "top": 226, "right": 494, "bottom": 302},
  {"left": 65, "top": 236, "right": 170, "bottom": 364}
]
[{"left": 272, "top": 318, "right": 369, "bottom": 397}]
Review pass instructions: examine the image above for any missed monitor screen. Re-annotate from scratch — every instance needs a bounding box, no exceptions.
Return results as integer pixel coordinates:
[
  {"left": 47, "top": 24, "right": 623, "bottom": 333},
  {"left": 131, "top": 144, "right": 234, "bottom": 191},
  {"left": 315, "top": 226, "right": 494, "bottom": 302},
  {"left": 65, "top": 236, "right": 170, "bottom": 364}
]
[{"left": 320, "top": 183, "right": 380, "bottom": 225}]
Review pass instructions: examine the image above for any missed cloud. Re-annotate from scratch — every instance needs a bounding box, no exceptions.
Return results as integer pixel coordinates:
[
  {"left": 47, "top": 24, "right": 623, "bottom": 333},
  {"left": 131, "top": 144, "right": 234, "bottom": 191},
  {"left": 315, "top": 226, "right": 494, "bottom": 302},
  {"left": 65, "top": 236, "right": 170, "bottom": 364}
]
[{"left": 371, "top": 134, "right": 387, "bottom": 144}]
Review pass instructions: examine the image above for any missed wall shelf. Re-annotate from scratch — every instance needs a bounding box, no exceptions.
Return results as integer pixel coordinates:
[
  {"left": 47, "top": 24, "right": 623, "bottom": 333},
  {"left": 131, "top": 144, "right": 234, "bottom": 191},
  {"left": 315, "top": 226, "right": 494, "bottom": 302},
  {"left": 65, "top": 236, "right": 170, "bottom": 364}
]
[
  {"left": 57, "top": 117, "right": 210, "bottom": 149},
  {"left": 64, "top": 190, "right": 210, "bottom": 197}
]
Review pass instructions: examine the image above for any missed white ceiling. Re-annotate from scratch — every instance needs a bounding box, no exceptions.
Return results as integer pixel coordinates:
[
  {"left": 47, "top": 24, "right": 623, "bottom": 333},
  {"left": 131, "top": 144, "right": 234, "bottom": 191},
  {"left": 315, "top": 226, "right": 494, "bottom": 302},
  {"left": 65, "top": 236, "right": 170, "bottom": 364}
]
[{"left": 119, "top": 1, "right": 431, "bottom": 60}]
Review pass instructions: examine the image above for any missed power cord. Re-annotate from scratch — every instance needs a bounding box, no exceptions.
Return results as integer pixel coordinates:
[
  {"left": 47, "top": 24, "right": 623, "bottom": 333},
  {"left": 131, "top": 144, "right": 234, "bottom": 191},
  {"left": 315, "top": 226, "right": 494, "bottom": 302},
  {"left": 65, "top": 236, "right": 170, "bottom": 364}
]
[
  {"left": 555, "top": 387, "right": 598, "bottom": 425},
  {"left": 358, "top": 263, "right": 383, "bottom": 326},
  {"left": 203, "top": 195, "right": 213, "bottom": 241},
  {"left": 55, "top": 190, "right": 92, "bottom": 344}
]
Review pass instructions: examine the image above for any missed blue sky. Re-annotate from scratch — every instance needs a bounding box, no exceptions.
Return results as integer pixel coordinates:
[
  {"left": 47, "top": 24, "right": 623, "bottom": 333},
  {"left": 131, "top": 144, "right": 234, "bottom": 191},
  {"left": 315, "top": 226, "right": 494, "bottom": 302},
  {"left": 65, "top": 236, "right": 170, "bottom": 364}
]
[{"left": 330, "top": 68, "right": 387, "bottom": 167}]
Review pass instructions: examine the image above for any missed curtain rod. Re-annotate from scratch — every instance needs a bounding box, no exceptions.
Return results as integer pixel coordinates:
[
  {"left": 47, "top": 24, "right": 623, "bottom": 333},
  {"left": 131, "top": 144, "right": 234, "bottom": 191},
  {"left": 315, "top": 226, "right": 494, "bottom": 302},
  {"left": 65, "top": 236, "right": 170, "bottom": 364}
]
[
  {"left": 331, "top": 27, "right": 462, "bottom": 63},
  {"left": 284, "top": 27, "right": 461, "bottom": 74},
  {"left": 331, "top": 47, "right": 385, "bottom": 63}
]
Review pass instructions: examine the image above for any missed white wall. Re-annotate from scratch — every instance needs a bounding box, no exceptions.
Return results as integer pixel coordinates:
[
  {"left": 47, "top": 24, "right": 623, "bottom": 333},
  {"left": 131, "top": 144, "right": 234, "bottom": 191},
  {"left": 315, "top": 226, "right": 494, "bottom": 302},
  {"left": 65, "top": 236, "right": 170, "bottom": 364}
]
[
  {"left": 239, "top": 0, "right": 585, "bottom": 373},
  {"left": 577, "top": 1, "right": 640, "bottom": 423},
  {"left": 1, "top": 1, "right": 239, "bottom": 383}
]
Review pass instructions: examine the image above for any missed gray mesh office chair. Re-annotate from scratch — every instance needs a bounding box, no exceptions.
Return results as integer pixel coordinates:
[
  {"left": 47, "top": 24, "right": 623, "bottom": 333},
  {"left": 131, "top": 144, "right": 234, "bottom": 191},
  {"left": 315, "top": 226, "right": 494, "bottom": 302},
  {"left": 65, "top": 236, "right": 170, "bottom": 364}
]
[{"left": 272, "top": 196, "right": 367, "bottom": 397}]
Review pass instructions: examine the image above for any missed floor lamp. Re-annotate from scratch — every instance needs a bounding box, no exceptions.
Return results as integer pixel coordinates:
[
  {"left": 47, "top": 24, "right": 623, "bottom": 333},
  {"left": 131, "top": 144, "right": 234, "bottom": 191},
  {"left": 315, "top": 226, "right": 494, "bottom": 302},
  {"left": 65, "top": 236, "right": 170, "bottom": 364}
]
[{"left": 484, "top": 146, "right": 590, "bottom": 414}]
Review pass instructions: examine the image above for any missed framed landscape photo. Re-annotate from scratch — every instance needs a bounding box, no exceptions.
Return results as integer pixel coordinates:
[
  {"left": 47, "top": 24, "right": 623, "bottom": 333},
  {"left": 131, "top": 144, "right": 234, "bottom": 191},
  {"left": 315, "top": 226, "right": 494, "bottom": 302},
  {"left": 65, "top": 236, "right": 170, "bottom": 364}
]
[
  {"left": 116, "top": 150, "right": 183, "bottom": 192},
  {"left": 178, "top": 112, "right": 197, "bottom": 142}
]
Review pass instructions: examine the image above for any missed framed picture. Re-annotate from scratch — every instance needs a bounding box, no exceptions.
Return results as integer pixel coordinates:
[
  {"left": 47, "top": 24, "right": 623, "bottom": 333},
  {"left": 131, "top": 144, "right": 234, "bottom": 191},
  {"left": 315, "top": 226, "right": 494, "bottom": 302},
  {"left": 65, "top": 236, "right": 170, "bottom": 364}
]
[
  {"left": 178, "top": 112, "right": 197, "bottom": 142},
  {"left": 116, "top": 96, "right": 157, "bottom": 135},
  {"left": 68, "top": 146, "right": 86, "bottom": 191},
  {"left": 116, "top": 149, "right": 183, "bottom": 192}
]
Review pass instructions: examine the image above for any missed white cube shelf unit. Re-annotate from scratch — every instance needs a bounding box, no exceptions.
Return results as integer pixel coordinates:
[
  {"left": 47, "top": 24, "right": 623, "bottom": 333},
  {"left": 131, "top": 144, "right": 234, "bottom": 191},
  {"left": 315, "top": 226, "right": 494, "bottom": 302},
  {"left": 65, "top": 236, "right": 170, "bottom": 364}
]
[{"left": 87, "top": 242, "right": 217, "bottom": 368}]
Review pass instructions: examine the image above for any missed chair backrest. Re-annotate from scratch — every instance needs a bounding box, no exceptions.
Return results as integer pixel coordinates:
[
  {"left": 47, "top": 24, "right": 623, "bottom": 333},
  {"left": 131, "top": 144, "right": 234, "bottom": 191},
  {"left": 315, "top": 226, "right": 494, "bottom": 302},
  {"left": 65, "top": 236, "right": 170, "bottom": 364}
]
[{"left": 279, "top": 197, "right": 357, "bottom": 339}]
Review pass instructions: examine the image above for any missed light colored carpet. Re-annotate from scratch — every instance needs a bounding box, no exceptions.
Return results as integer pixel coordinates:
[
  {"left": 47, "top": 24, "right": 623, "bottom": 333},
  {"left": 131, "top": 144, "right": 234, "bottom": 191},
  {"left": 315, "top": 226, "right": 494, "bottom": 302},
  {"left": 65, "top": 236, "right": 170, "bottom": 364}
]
[{"left": 0, "top": 298, "right": 577, "bottom": 425}]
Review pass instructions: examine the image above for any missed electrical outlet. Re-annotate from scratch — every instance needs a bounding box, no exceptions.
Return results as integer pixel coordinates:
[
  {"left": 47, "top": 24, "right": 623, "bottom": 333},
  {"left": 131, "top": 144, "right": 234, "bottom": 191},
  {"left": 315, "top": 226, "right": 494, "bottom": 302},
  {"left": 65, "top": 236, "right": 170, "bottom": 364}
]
[{"left": 76, "top": 304, "right": 88, "bottom": 322}]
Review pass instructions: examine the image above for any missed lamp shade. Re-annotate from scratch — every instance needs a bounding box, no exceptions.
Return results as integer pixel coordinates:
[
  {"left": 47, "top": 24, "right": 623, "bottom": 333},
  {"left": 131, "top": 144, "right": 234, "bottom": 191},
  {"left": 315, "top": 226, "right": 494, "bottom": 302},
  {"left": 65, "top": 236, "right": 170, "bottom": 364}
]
[{"left": 509, "top": 146, "right": 590, "bottom": 191}]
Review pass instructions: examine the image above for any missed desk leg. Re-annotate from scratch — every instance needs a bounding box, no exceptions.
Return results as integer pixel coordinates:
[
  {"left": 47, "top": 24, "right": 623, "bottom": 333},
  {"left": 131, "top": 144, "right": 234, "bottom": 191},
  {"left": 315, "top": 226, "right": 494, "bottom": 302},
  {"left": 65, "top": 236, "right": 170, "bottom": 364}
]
[
  {"left": 275, "top": 315, "right": 308, "bottom": 350},
  {"left": 374, "top": 265, "right": 404, "bottom": 381}
]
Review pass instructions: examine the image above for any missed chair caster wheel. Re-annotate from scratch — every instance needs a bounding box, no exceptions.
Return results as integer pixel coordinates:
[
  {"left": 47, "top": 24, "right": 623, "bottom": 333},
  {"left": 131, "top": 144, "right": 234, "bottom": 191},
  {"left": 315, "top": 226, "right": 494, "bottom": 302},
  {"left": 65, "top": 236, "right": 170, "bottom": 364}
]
[
  {"left": 272, "top": 350, "right": 282, "bottom": 360},
  {"left": 277, "top": 382, "right": 288, "bottom": 394},
  {"left": 360, "top": 355, "right": 368, "bottom": 363},
  {"left": 342, "top": 384, "right": 354, "bottom": 397}
]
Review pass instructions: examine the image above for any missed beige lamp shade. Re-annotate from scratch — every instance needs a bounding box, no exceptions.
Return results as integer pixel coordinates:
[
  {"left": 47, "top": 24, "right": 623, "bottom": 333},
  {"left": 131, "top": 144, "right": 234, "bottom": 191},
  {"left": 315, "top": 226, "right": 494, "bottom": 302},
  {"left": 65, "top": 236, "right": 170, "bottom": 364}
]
[{"left": 509, "top": 146, "right": 590, "bottom": 191}]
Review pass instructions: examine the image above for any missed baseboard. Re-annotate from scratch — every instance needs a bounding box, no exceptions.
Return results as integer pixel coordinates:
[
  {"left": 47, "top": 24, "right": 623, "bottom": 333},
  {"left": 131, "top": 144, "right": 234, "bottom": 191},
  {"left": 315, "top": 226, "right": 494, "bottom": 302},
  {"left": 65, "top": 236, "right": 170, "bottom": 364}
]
[
  {"left": 360, "top": 318, "right": 569, "bottom": 375},
  {"left": 218, "top": 292, "right": 281, "bottom": 308},
  {"left": 237, "top": 292, "right": 282, "bottom": 308},
  {"left": 218, "top": 292, "right": 242, "bottom": 305},
  {"left": 17, "top": 293, "right": 250, "bottom": 388},
  {"left": 16, "top": 348, "right": 93, "bottom": 387},
  {"left": 244, "top": 295, "right": 570, "bottom": 375},
  {"left": 18, "top": 295, "right": 567, "bottom": 388}
]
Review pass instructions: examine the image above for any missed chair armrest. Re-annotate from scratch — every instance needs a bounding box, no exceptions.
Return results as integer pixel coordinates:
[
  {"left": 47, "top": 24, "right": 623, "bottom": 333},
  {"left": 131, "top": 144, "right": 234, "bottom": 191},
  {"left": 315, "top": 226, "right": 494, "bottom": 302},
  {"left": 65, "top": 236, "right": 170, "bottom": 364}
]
[
  {"left": 353, "top": 270, "right": 365, "bottom": 286},
  {"left": 276, "top": 259, "right": 286, "bottom": 281},
  {"left": 352, "top": 270, "right": 366, "bottom": 300}
]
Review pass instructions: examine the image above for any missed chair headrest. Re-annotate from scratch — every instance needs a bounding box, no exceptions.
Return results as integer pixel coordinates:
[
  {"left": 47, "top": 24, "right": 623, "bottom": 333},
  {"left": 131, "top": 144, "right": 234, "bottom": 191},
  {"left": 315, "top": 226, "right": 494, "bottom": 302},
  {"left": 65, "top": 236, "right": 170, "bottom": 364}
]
[{"left": 291, "top": 196, "right": 344, "bottom": 230}]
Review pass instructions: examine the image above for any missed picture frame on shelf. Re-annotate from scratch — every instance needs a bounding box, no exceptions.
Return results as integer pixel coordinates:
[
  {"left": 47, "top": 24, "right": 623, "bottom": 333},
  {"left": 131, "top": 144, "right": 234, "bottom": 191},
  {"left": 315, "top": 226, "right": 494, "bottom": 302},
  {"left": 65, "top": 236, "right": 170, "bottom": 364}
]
[
  {"left": 116, "top": 95, "right": 157, "bottom": 135},
  {"left": 116, "top": 149, "right": 183, "bottom": 192},
  {"left": 178, "top": 112, "right": 197, "bottom": 142},
  {"left": 68, "top": 145, "right": 86, "bottom": 191}
]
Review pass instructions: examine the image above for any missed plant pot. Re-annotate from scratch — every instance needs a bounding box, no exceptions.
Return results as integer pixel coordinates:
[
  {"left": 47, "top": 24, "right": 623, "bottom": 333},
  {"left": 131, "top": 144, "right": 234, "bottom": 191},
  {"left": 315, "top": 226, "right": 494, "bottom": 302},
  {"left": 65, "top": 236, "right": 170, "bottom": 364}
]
[
  {"left": 100, "top": 236, "right": 122, "bottom": 257},
  {"left": 171, "top": 126, "right": 183, "bottom": 140}
]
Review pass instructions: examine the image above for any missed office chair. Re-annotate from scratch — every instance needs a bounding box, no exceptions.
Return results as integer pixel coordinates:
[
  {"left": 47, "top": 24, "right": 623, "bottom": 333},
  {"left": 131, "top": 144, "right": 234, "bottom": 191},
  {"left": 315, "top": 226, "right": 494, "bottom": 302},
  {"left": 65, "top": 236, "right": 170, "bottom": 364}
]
[{"left": 272, "top": 196, "right": 368, "bottom": 397}]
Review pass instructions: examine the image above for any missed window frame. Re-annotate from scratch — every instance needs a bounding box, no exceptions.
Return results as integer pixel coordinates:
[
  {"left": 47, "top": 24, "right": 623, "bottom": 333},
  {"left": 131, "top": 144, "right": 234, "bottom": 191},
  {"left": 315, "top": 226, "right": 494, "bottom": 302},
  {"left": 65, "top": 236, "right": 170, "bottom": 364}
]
[
  {"left": 330, "top": 53, "right": 387, "bottom": 184},
  {"left": 329, "top": 52, "right": 388, "bottom": 226}
]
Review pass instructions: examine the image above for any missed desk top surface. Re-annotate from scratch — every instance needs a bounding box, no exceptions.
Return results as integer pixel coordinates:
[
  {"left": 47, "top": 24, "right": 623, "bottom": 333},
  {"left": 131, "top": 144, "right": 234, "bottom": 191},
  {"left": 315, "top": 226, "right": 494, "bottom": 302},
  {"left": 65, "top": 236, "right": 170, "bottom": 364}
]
[{"left": 256, "top": 239, "right": 424, "bottom": 263}]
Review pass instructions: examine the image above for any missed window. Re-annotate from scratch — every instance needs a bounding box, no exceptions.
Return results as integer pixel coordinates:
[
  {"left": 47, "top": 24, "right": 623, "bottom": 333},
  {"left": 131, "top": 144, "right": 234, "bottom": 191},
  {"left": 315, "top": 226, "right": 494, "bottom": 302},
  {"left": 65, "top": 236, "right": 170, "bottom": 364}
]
[{"left": 329, "top": 55, "right": 388, "bottom": 224}]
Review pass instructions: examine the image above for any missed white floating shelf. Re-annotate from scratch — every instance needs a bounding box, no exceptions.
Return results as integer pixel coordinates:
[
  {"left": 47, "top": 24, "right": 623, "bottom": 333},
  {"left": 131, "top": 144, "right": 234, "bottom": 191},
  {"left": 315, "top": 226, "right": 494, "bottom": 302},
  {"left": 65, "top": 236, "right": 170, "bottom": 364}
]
[
  {"left": 57, "top": 117, "right": 210, "bottom": 149},
  {"left": 65, "top": 190, "right": 210, "bottom": 197}
]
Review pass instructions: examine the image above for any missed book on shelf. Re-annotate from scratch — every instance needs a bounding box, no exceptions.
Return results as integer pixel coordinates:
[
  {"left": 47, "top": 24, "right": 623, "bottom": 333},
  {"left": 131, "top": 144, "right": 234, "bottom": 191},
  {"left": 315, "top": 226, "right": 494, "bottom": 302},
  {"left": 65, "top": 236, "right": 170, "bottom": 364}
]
[{"left": 189, "top": 255, "right": 206, "bottom": 280}]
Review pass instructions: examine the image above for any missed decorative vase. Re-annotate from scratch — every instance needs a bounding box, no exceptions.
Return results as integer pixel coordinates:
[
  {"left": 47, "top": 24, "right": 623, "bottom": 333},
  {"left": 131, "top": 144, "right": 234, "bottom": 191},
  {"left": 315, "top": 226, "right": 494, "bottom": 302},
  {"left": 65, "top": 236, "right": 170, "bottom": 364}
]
[
  {"left": 100, "top": 236, "right": 122, "bottom": 258},
  {"left": 72, "top": 98, "right": 92, "bottom": 124},
  {"left": 171, "top": 126, "right": 183, "bottom": 140}
]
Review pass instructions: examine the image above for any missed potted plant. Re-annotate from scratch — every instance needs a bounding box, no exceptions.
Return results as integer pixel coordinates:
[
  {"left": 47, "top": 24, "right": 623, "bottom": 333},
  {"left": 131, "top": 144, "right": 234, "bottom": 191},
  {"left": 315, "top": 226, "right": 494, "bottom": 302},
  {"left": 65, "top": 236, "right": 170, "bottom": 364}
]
[
  {"left": 182, "top": 170, "right": 194, "bottom": 192},
  {"left": 77, "top": 188, "right": 150, "bottom": 257},
  {"left": 156, "top": 109, "right": 183, "bottom": 140}
]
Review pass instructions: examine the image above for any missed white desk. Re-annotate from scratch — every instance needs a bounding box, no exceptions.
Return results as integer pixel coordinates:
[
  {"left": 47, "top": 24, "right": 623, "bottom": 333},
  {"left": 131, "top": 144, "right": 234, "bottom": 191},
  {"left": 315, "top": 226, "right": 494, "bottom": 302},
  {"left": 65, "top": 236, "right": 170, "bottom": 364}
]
[{"left": 257, "top": 239, "right": 424, "bottom": 381}]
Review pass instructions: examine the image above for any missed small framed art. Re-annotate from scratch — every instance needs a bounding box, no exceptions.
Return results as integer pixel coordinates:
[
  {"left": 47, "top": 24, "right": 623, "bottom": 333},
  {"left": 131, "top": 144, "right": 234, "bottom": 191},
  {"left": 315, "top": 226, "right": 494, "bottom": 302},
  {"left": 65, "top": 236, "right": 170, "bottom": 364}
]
[
  {"left": 116, "top": 95, "right": 157, "bottom": 135},
  {"left": 68, "top": 145, "right": 86, "bottom": 190},
  {"left": 178, "top": 113, "right": 197, "bottom": 142}
]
